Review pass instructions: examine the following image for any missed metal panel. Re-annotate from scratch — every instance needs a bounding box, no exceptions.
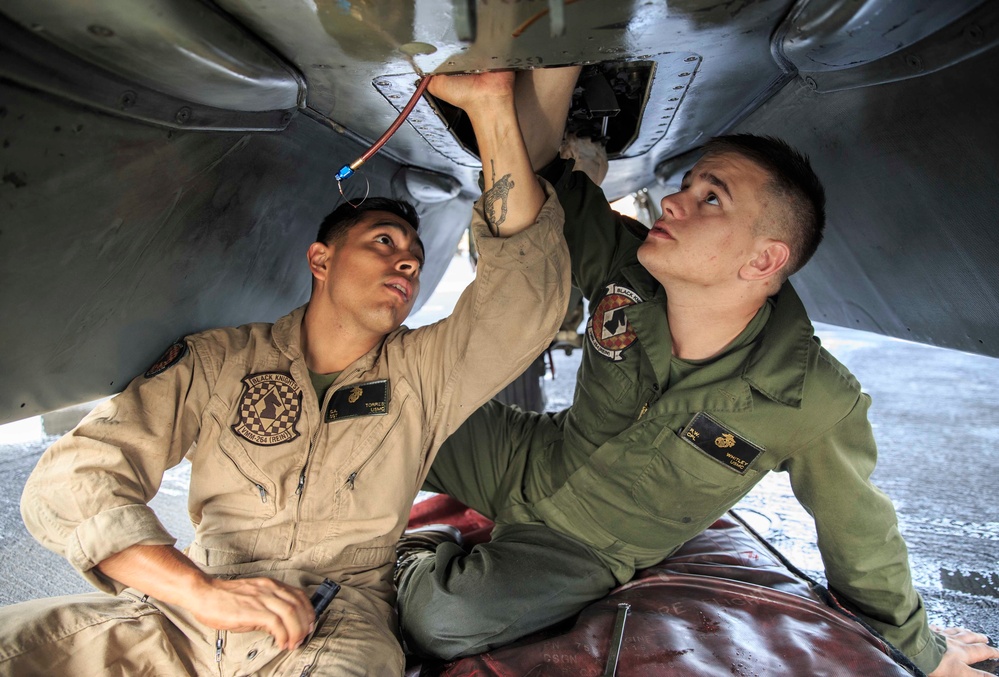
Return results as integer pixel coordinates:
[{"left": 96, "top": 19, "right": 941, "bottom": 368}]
[
  {"left": 1, "top": 0, "right": 304, "bottom": 112},
  {"left": 732, "top": 45, "right": 999, "bottom": 356},
  {"left": 0, "top": 81, "right": 473, "bottom": 424}
]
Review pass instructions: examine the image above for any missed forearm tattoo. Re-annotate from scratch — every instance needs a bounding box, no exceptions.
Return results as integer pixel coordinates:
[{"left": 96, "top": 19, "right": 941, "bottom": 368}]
[{"left": 484, "top": 159, "right": 514, "bottom": 236}]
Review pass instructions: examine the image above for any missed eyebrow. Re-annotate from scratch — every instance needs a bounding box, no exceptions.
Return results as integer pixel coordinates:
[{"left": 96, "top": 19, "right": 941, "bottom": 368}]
[
  {"left": 681, "top": 170, "right": 734, "bottom": 203},
  {"left": 368, "top": 220, "right": 425, "bottom": 264}
]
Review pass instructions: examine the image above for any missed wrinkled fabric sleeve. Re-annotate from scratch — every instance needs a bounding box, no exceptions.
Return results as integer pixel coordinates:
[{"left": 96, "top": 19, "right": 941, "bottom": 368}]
[
  {"left": 782, "top": 393, "right": 946, "bottom": 674},
  {"left": 407, "top": 179, "right": 569, "bottom": 466},
  {"left": 20, "top": 341, "right": 213, "bottom": 594},
  {"left": 537, "top": 157, "right": 644, "bottom": 301}
]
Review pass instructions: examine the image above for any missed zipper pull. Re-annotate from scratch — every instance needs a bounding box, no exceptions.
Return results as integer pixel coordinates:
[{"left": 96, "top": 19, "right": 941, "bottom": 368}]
[
  {"left": 216, "top": 630, "right": 224, "bottom": 662},
  {"left": 296, "top": 471, "right": 306, "bottom": 496},
  {"left": 636, "top": 402, "right": 649, "bottom": 421},
  {"left": 346, "top": 471, "right": 357, "bottom": 490},
  {"left": 255, "top": 484, "right": 267, "bottom": 503}
]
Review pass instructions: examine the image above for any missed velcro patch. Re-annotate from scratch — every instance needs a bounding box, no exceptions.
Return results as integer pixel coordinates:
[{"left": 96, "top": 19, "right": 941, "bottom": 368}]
[
  {"left": 144, "top": 341, "right": 188, "bottom": 378},
  {"left": 680, "top": 412, "right": 763, "bottom": 474},
  {"left": 325, "top": 380, "right": 390, "bottom": 422},
  {"left": 233, "top": 372, "right": 302, "bottom": 446},
  {"left": 586, "top": 283, "right": 643, "bottom": 362}
]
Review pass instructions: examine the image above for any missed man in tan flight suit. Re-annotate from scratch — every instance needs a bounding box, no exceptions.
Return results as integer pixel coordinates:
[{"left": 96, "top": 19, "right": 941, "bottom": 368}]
[{"left": 0, "top": 72, "right": 569, "bottom": 676}]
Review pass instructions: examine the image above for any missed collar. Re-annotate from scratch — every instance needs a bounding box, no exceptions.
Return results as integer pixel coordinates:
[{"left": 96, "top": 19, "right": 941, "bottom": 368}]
[
  {"left": 615, "top": 274, "right": 813, "bottom": 413},
  {"left": 272, "top": 303, "right": 389, "bottom": 378},
  {"left": 740, "top": 282, "right": 814, "bottom": 408}
]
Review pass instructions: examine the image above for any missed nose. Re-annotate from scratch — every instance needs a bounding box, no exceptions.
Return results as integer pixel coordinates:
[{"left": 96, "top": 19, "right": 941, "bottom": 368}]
[
  {"left": 395, "top": 253, "right": 420, "bottom": 277},
  {"left": 659, "top": 191, "right": 688, "bottom": 220}
]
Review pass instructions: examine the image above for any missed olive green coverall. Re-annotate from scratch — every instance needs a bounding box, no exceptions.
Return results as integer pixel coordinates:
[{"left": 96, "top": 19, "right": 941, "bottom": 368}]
[{"left": 397, "top": 158, "right": 946, "bottom": 675}]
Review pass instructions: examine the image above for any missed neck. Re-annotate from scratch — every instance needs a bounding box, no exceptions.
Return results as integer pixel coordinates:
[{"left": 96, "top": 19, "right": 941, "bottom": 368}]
[
  {"left": 665, "top": 284, "right": 768, "bottom": 361},
  {"left": 301, "top": 300, "right": 383, "bottom": 374}
]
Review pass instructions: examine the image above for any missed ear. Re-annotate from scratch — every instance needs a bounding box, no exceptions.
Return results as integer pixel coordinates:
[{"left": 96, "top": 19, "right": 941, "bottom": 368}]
[
  {"left": 740, "top": 240, "right": 790, "bottom": 282},
  {"left": 307, "top": 242, "right": 331, "bottom": 283}
]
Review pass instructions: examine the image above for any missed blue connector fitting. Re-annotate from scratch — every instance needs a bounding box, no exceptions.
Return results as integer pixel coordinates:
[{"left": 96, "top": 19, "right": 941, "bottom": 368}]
[{"left": 335, "top": 165, "right": 355, "bottom": 181}]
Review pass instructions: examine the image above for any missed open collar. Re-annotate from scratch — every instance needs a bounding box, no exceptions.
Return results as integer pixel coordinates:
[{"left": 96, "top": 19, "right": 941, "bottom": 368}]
[{"left": 612, "top": 270, "right": 813, "bottom": 415}]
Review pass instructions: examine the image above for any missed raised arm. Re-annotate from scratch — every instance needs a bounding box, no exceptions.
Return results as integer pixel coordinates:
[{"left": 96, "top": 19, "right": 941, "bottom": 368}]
[
  {"left": 513, "top": 65, "right": 581, "bottom": 171},
  {"left": 429, "top": 71, "right": 543, "bottom": 236}
]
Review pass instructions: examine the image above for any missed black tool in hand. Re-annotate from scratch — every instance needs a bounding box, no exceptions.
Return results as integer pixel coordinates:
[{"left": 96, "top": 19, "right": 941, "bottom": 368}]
[{"left": 310, "top": 578, "right": 341, "bottom": 618}]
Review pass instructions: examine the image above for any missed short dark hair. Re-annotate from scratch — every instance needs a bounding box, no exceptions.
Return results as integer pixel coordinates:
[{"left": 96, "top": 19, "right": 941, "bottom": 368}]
[
  {"left": 316, "top": 198, "right": 420, "bottom": 246},
  {"left": 701, "top": 134, "right": 826, "bottom": 279}
]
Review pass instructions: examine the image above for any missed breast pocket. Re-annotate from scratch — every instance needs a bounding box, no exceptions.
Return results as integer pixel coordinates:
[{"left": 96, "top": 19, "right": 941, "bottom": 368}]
[
  {"left": 630, "top": 425, "right": 759, "bottom": 529},
  {"left": 195, "top": 394, "right": 278, "bottom": 520}
]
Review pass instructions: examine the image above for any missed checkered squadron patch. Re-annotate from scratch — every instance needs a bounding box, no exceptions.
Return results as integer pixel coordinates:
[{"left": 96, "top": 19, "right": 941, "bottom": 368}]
[
  {"left": 233, "top": 372, "right": 302, "bottom": 446},
  {"left": 587, "top": 283, "right": 643, "bottom": 362}
]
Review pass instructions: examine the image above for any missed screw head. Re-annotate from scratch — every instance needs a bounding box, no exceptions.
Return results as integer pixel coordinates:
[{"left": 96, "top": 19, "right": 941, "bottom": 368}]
[
  {"left": 175, "top": 107, "right": 192, "bottom": 124},
  {"left": 964, "top": 24, "right": 985, "bottom": 45},
  {"left": 905, "top": 54, "right": 923, "bottom": 70},
  {"left": 118, "top": 91, "right": 137, "bottom": 109},
  {"left": 804, "top": 76, "right": 818, "bottom": 91},
  {"left": 87, "top": 24, "right": 114, "bottom": 38}
]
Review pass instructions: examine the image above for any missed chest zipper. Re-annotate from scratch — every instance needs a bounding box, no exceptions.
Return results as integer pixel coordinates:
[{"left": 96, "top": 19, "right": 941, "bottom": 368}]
[
  {"left": 215, "top": 630, "right": 224, "bottom": 663},
  {"left": 346, "top": 471, "right": 357, "bottom": 490},
  {"left": 255, "top": 484, "right": 268, "bottom": 503},
  {"left": 288, "top": 368, "right": 359, "bottom": 555}
]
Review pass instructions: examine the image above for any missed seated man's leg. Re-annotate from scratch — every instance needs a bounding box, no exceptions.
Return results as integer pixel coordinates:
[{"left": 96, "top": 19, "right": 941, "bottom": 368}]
[
  {"left": 422, "top": 399, "right": 546, "bottom": 518},
  {"left": 0, "top": 592, "right": 207, "bottom": 675},
  {"left": 397, "top": 522, "right": 616, "bottom": 661}
]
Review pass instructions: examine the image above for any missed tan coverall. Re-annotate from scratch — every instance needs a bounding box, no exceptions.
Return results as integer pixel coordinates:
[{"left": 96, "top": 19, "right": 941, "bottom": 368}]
[{"left": 0, "top": 185, "right": 569, "bottom": 676}]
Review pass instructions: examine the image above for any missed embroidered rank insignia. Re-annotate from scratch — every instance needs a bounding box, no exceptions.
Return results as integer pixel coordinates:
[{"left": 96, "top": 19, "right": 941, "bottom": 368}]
[
  {"left": 325, "top": 380, "right": 389, "bottom": 422},
  {"left": 233, "top": 372, "right": 302, "bottom": 446},
  {"left": 680, "top": 412, "right": 763, "bottom": 474},
  {"left": 144, "top": 341, "right": 188, "bottom": 378},
  {"left": 587, "top": 283, "right": 642, "bottom": 362}
]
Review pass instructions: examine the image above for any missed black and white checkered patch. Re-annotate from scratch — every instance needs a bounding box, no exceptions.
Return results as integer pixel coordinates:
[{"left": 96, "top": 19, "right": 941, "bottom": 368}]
[{"left": 232, "top": 372, "right": 302, "bottom": 446}]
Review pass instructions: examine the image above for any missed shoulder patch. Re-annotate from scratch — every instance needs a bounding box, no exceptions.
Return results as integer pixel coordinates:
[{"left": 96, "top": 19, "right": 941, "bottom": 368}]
[
  {"left": 326, "top": 380, "right": 390, "bottom": 422},
  {"left": 144, "top": 341, "right": 188, "bottom": 378},
  {"left": 586, "top": 283, "right": 642, "bottom": 362},
  {"left": 680, "top": 412, "right": 763, "bottom": 475},
  {"left": 233, "top": 372, "right": 302, "bottom": 446}
]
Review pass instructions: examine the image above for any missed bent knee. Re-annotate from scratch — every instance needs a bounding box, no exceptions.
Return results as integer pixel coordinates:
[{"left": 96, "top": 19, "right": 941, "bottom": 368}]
[{"left": 398, "top": 595, "right": 488, "bottom": 661}]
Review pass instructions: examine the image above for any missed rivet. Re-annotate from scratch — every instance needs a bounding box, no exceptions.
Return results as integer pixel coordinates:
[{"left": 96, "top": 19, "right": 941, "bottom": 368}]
[
  {"left": 280, "top": 111, "right": 293, "bottom": 124},
  {"left": 118, "top": 91, "right": 137, "bottom": 109},
  {"left": 905, "top": 54, "right": 923, "bottom": 70},
  {"left": 679, "top": 72, "right": 690, "bottom": 77},
  {"left": 964, "top": 24, "right": 984, "bottom": 45},
  {"left": 246, "top": 649, "right": 258, "bottom": 660},
  {"left": 175, "top": 107, "right": 192, "bottom": 124},
  {"left": 684, "top": 56, "right": 697, "bottom": 62},
  {"left": 804, "top": 76, "right": 818, "bottom": 91},
  {"left": 673, "top": 85, "right": 684, "bottom": 90},
  {"left": 87, "top": 24, "right": 114, "bottom": 38}
]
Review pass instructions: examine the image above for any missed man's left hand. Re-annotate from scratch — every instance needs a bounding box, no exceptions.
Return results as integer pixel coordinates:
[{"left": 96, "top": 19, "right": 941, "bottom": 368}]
[{"left": 928, "top": 626, "right": 999, "bottom": 676}]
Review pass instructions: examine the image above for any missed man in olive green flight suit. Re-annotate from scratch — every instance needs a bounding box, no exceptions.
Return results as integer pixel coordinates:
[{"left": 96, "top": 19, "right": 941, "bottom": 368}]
[{"left": 395, "top": 68, "right": 999, "bottom": 677}]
